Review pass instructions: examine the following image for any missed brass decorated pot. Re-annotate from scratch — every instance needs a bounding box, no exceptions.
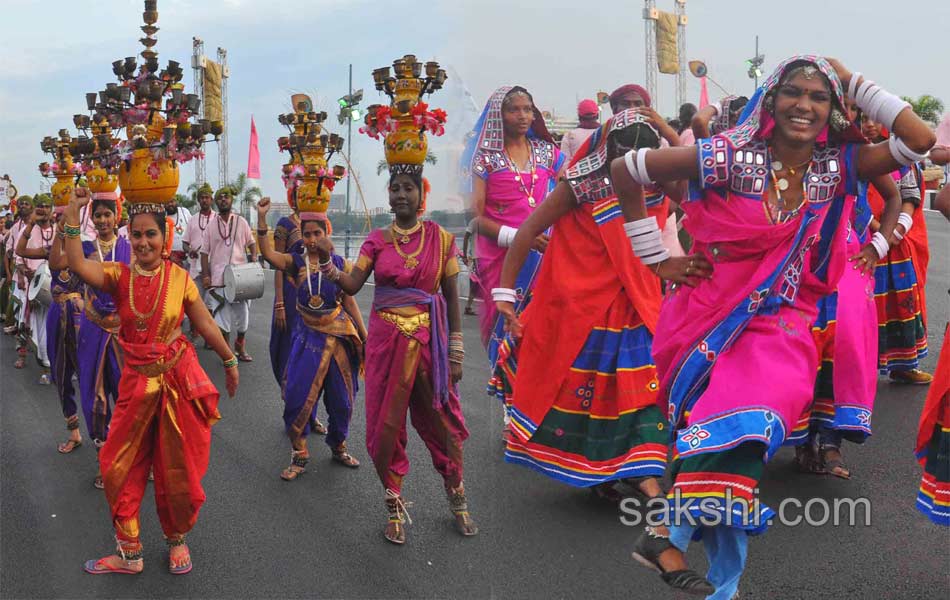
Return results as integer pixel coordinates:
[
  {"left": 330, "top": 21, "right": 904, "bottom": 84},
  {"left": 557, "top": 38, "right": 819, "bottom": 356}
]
[
  {"left": 295, "top": 178, "right": 331, "bottom": 214},
  {"left": 86, "top": 166, "right": 119, "bottom": 194},
  {"left": 384, "top": 124, "right": 427, "bottom": 169},
  {"left": 51, "top": 172, "right": 74, "bottom": 209},
  {"left": 118, "top": 149, "right": 179, "bottom": 204}
]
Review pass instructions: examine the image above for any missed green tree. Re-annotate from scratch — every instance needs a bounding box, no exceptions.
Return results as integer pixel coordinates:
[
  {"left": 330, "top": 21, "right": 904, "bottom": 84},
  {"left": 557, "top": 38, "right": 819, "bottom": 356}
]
[
  {"left": 226, "top": 172, "right": 263, "bottom": 220},
  {"left": 901, "top": 95, "right": 945, "bottom": 126},
  {"left": 376, "top": 150, "right": 438, "bottom": 176},
  {"left": 173, "top": 192, "right": 195, "bottom": 211}
]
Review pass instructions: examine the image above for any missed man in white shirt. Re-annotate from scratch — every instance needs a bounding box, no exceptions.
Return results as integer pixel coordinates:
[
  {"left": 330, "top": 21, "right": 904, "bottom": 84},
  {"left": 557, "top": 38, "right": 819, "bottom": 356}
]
[
  {"left": 5, "top": 197, "right": 32, "bottom": 336},
  {"left": 165, "top": 195, "right": 192, "bottom": 268},
  {"left": 182, "top": 183, "right": 214, "bottom": 343},
  {"left": 201, "top": 186, "right": 257, "bottom": 362},
  {"left": 559, "top": 99, "right": 601, "bottom": 165}
]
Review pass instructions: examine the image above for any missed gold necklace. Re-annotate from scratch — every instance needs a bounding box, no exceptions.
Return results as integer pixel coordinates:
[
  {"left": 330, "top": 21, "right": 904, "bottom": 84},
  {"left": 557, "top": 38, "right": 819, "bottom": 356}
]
[
  {"left": 391, "top": 222, "right": 425, "bottom": 269},
  {"left": 391, "top": 221, "right": 422, "bottom": 245},
  {"left": 129, "top": 261, "right": 167, "bottom": 331},
  {"left": 97, "top": 237, "right": 116, "bottom": 262}
]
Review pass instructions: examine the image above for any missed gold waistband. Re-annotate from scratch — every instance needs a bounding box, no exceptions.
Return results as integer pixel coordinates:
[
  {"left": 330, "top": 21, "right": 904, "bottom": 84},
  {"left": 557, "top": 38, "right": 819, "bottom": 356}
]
[
  {"left": 376, "top": 309, "right": 430, "bottom": 338},
  {"left": 128, "top": 344, "right": 186, "bottom": 378},
  {"left": 298, "top": 304, "right": 342, "bottom": 329},
  {"left": 54, "top": 292, "right": 82, "bottom": 304},
  {"left": 84, "top": 303, "right": 120, "bottom": 332}
]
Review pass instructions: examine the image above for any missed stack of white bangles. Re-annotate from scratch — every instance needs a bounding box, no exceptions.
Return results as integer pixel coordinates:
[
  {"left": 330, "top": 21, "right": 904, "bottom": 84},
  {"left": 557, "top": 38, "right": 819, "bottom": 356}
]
[
  {"left": 624, "top": 216, "right": 670, "bottom": 265},
  {"left": 848, "top": 73, "right": 927, "bottom": 166},
  {"left": 893, "top": 212, "right": 914, "bottom": 241},
  {"left": 869, "top": 231, "right": 890, "bottom": 259},
  {"left": 496, "top": 225, "right": 518, "bottom": 248}
]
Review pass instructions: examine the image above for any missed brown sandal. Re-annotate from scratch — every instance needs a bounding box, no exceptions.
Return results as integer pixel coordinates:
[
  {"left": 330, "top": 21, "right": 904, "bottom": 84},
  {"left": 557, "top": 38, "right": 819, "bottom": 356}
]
[
  {"left": 794, "top": 443, "right": 825, "bottom": 474},
  {"left": 310, "top": 418, "right": 327, "bottom": 436},
  {"left": 447, "top": 483, "right": 478, "bottom": 537},
  {"left": 280, "top": 450, "right": 309, "bottom": 481},
  {"left": 331, "top": 443, "right": 360, "bottom": 468},
  {"left": 384, "top": 490, "right": 411, "bottom": 545},
  {"left": 58, "top": 439, "right": 82, "bottom": 454},
  {"left": 819, "top": 446, "right": 851, "bottom": 480}
]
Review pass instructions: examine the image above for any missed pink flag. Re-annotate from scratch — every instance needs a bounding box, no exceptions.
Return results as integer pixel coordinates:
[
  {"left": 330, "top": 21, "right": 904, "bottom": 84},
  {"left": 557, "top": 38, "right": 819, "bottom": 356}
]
[
  {"left": 247, "top": 116, "right": 261, "bottom": 179},
  {"left": 699, "top": 77, "right": 710, "bottom": 109}
]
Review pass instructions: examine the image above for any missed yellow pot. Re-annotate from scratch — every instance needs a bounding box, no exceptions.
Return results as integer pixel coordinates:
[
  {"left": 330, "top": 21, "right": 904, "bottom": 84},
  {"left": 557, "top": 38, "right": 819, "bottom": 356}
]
[
  {"left": 51, "top": 174, "right": 74, "bottom": 209},
  {"left": 295, "top": 178, "right": 331, "bottom": 214},
  {"left": 86, "top": 167, "right": 119, "bottom": 194},
  {"left": 384, "top": 124, "right": 426, "bottom": 168},
  {"left": 117, "top": 149, "right": 179, "bottom": 204}
]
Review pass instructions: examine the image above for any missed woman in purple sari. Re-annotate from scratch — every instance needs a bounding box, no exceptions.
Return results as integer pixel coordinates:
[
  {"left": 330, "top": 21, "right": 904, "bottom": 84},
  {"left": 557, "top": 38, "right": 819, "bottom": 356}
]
[
  {"left": 318, "top": 167, "right": 476, "bottom": 545},
  {"left": 460, "top": 86, "right": 564, "bottom": 368},
  {"left": 71, "top": 195, "right": 131, "bottom": 488},
  {"left": 256, "top": 200, "right": 365, "bottom": 480},
  {"left": 608, "top": 56, "right": 934, "bottom": 598}
]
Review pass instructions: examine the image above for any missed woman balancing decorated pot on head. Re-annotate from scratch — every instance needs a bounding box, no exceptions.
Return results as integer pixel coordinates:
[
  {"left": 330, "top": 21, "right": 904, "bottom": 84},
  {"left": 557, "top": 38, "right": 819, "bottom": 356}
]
[
  {"left": 268, "top": 93, "right": 333, "bottom": 436},
  {"left": 257, "top": 101, "right": 366, "bottom": 480},
  {"left": 48, "top": 171, "right": 133, "bottom": 488},
  {"left": 333, "top": 55, "right": 475, "bottom": 545},
  {"left": 492, "top": 111, "right": 693, "bottom": 502},
  {"left": 460, "top": 85, "right": 564, "bottom": 371},
  {"left": 608, "top": 56, "right": 934, "bottom": 598},
  {"left": 66, "top": 184, "right": 239, "bottom": 575}
]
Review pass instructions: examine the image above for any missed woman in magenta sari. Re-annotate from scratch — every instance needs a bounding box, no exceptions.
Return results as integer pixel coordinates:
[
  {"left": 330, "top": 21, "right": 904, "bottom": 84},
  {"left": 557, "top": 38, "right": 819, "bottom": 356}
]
[
  {"left": 461, "top": 86, "right": 564, "bottom": 367},
  {"left": 317, "top": 169, "right": 476, "bottom": 545},
  {"left": 608, "top": 56, "right": 933, "bottom": 598}
]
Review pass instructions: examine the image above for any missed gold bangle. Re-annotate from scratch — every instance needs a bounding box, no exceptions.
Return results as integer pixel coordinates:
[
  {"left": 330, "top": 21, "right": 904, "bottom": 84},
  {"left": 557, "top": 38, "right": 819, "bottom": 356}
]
[{"left": 222, "top": 356, "right": 238, "bottom": 369}]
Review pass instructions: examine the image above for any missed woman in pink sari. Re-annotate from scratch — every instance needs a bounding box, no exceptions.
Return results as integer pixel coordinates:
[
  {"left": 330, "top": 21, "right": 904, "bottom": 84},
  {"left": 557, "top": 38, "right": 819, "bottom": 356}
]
[
  {"left": 609, "top": 56, "right": 934, "bottom": 598},
  {"left": 315, "top": 171, "right": 476, "bottom": 545},
  {"left": 461, "top": 86, "right": 564, "bottom": 368}
]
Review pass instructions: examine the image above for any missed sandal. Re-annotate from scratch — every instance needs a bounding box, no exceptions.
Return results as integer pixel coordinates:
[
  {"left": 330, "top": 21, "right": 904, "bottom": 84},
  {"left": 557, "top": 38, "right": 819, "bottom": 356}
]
[
  {"left": 94, "top": 474, "right": 104, "bottom": 489},
  {"left": 819, "top": 446, "right": 851, "bottom": 480},
  {"left": 166, "top": 537, "right": 192, "bottom": 575},
  {"left": 794, "top": 443, "right": 825, "bottom": 474},
  {"left": 280, "top": 450, "right": 309, "bottom": 481},
  {"left": 58, "top": 439, "right": 82, "bottom": 454},
  {"left": 384, "top": 490, "right": 412, "bottom": 545},
  {"left": 84, "top": 541, "right": 144, "bottom": 575},
  {"left": 617, "top": 477, "right": 665, "bottom": 504},
  {"left": 310, "top": 418, "right": 328, "bottom": 436},
  {"left": 235, "top": 340, "right": 253, "bottom": 362},
  {"left": 447, "top": 484, "right": 478, "bottom": 537},
  {"left": 331, "top": 443, "right": 360, "bottom": 468},
  {"left": 631, "top": 527, "right": 715, "bottom": 597},
  {"left": 464, "top": 307, "right": 477, "bottom": 316}
]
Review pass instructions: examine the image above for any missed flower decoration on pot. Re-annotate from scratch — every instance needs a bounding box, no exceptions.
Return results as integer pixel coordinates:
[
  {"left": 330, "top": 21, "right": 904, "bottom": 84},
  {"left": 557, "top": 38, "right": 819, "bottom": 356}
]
[
  {"left": 277, "top": 93, "right": 346, "bottom": 213},
  {"left": 364, "top": 54, "right": 448, "bottom": 176}
]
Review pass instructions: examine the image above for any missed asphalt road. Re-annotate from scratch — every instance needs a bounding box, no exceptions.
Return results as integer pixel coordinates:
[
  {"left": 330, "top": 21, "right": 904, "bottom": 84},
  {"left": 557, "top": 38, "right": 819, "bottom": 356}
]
[{"left": 1, "top": 213, "right": 947, "bottom": 599}]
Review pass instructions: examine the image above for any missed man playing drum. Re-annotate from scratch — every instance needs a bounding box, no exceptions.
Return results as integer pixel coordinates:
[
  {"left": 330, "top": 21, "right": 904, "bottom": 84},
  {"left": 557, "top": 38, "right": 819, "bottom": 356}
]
[
  {"left": 200, "top": 186, "right": 258, "bottom": 362},
  {"left": 183, "top": 183, "right": 213, "bottom": 344}
]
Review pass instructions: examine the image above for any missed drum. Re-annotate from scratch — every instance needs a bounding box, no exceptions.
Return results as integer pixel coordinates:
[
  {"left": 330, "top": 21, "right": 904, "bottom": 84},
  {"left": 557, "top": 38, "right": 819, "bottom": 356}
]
[
  {"left": 223, "top": 262, "right": 265, "bottom": 302},
  {"left": 28, "top": 264, "right": 52, "bottom": 306}
]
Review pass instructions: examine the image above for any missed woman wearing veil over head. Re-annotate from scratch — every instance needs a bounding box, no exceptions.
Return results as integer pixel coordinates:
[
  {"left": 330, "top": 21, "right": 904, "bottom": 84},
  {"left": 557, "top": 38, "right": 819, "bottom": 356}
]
[{"left": 609, "top": 56, "right": 934, "bottom": 598}]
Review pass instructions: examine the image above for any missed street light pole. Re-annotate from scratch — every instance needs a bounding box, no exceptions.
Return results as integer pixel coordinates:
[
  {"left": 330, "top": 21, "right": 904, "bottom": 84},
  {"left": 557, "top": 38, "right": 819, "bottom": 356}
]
[
  {"left": 345, "top": 63, "right": 353, "bottom": 260},
  {"left": 754, "top": 35, "right": 760, "bottom": 89}
]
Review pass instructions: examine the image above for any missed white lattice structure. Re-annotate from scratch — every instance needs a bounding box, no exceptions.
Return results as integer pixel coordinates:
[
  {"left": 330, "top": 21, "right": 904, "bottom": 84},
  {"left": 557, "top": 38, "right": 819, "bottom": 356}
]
[
  {"left": 191, "top": 38, "right": 206, "bottom": 185},
  {"left": 643, "top": 0, "right": 657, "bottom": 107}
]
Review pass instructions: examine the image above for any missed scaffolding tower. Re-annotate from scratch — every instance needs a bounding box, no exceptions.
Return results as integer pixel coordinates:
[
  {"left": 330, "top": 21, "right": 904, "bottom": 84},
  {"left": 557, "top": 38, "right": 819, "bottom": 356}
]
[
  {"left": 675, "top": 0, "right": 687, "bottom": 110},
  {"left": 191, "top": 37, "right": 206, "bottom": 185},
  {"left": 216, "top": 47, "right": 229, "bottom": 188},
  {"left": 643, "top": 0, "right": 658, "bottom": 107}
]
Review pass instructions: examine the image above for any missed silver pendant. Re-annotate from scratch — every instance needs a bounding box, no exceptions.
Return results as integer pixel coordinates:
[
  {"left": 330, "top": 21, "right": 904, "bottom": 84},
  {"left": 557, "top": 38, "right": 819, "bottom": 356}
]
[
  {"left": 528, "top": 197, "right": 536, "bottom": 207},
  {"left": 771, "top": 161, "right": 783, "bottom": 171},
  {"left": 777, "top": 178, "right": 789, "bottom": 191}
]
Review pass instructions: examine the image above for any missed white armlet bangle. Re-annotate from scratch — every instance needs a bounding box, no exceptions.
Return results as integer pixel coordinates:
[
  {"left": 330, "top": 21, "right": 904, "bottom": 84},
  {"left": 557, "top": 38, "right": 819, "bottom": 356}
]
[
  {"left": 636, "top": 148, "right": 652, "bottom": 186},
  {"left": 847, "top": 72, "right": 862, "bottom": 102},
  {"left": 639, "top": 247, "right": 671, "bottom": 265},
  {"left": 889, "top": 136, "right": 929, "bottom": 166},
  {"left": 491, "top": 287, "right": 517, "bottom": 303},
  {"left": 892, "top": 228, "right": 904, "bottom": 241},
  {"left": 870, "top": 232, "right": 889, "bottom": 259},
  {"left": 623, "top": 149, "right": 639, "bottom": 182},
  {"left": 897, "top": 212, "right": 914, "bottom": 232},
  {"left": 496, "top": 225, "right": 518, "bottom": 248}
]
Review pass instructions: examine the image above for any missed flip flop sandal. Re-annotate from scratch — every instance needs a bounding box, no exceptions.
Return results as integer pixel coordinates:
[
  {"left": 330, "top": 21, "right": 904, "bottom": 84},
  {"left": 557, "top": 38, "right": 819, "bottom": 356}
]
[
  {"left": 631, "top": 527, "right": 715, "bottom": 597},
  {"left": 169, "top": 555, "right": 192, "bottom": 575},
  {"left": 819, "top": 448, "right": 851, "bottom": 480},
  {"left": 58, "top": 439, "right": 82, "bottom": 454},
  {"left": 83, "top": 558, "right": 142, "bottom": 575},
  {"left": 94, "top": 475, "right": 104, "bottom": 489},
  {"left": 237, "top": 352, "right": 253, "bottom": 362},
  {"left": 310, "top": 419, "right": 328, "bottom": 435}
]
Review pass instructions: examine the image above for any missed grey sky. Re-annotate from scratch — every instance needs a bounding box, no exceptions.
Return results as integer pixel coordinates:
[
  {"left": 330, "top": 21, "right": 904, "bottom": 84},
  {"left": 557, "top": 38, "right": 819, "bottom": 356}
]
[{"left": 2, "top": 0, "right": 945, "bottom": 210}]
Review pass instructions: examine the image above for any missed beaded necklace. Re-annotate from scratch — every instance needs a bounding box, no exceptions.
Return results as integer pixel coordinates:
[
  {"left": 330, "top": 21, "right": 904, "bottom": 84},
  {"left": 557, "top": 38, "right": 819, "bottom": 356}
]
[
  {"left": 503, "top": 138, "right": 539, "bottom": 207},
  {"left": 216, "top": 213, "right": 235, "bottom": 247}
]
